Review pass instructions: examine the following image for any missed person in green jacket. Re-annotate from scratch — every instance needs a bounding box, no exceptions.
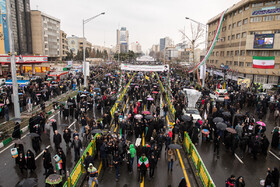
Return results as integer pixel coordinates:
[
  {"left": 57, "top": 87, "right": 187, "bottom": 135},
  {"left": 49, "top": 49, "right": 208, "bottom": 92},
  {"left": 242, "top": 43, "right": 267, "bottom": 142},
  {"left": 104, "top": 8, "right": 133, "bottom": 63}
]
[{"left": 129, "top": 144, "right": 136, "bottom": 172}]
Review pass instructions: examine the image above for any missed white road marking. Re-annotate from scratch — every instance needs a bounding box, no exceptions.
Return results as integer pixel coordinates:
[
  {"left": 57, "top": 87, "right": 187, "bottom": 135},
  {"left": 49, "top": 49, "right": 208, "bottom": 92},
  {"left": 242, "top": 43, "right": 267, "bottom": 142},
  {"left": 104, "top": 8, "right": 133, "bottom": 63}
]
[
  {"left": 234, "top": 153, "right": 244, "bottom": 164},
  {"left": 0, "top": 133, "right": 28, "bottom": 154},
  {"left": 35, "top": 145, "right": 50, "bottom": 160},
  {"left": 0, "top": 111, "right": 61, "bottom": 155},
  {"left": 69, "top": 120, "right": 77, "bottom": 128},
  {"left": 269, "top": 150, "right": 280, "bottom": 161}
]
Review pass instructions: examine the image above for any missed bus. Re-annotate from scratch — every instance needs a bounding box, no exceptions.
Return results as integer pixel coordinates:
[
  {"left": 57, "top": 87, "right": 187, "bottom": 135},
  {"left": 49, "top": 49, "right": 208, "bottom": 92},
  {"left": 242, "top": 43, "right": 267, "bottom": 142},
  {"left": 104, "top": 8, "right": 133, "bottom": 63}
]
[{"left": 47, "top": 71, "right": 69, "bottom": 82}]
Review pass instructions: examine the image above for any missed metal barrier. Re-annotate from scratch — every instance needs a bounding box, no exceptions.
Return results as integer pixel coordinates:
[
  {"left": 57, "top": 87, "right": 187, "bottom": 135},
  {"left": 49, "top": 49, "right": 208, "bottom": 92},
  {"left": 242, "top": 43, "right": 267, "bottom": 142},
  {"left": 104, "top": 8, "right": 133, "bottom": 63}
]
[
  {"left": 110, "top": 73, "right": 136, "bottom": 117},
  {"left": 156, "top": 73, "right": 176, "bottom": 120},
  {"left": 184, "top": 132, "right": 215, "bottom": 187},
  {"left": 63, "top": 133, "right": 98, "bottom": 187}
]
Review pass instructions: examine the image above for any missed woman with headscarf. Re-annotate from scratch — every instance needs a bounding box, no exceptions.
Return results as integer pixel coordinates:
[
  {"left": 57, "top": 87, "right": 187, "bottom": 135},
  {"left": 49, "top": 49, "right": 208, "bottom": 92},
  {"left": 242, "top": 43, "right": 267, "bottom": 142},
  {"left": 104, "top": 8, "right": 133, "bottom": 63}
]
[
  {"left": 12, "top": 122, "right": 21, "bottom": 139},
  {"left": 18, "top": 152, "right": 27, "bottom": 173},
  {"left": 43, "top": 148, "right": 52, "bottom": 175},
  {"left": 26, "top": 150, "right": 36, "bottom": 172},
  {"left": 58, "top": 148, "right": 66, "bottom": 175}
]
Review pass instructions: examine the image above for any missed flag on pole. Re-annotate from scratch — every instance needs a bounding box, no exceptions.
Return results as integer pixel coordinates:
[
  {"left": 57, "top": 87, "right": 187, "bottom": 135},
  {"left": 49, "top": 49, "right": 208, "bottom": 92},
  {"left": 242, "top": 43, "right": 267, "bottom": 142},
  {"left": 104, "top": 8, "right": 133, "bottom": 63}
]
[
  {"left": 56, "top": 162, "right": 62, "bottom": 170},
  {"left": 145, "top": 75, "right": 149, "bottom": 81},
  {"left": 134, "top": 105, "right": 137, "bottom": 114}
]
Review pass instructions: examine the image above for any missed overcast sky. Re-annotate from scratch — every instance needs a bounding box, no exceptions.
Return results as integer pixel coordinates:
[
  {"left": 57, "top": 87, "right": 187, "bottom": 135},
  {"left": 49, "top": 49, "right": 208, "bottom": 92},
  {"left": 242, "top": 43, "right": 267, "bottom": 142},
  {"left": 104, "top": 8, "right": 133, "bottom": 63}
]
[{"left": 31, "top": 0, "right": 240, "bottom": 52}]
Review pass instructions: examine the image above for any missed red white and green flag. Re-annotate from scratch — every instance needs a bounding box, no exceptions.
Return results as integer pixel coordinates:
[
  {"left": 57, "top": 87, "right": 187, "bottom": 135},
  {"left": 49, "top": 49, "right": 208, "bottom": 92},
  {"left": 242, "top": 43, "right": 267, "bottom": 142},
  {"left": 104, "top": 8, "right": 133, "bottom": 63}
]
[{"left": 253, "top": 56, "right": 275, "bottom": 69}]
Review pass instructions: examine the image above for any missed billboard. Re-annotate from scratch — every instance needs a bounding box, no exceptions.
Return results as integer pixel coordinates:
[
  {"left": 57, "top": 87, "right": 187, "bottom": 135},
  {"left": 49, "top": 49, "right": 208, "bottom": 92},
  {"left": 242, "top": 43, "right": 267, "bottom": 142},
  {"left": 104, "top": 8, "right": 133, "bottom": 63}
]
[
  {"left": 0, "top": 0, "right": 9, "bottom": 54},
  {"left": 252, "top": 7, "right": 280, "bottom": 16},
  {"left": 120, "top": 64, "right": 169, "bottom": 72},
  {"left": 253, "top": 34, "right": 274, "bottom": 49},
  {"left": 120, "top": 30, "right": 126, "bottom": 44},
  {"left": 0, "top": 55, "right": 48, "bottom": 63}
]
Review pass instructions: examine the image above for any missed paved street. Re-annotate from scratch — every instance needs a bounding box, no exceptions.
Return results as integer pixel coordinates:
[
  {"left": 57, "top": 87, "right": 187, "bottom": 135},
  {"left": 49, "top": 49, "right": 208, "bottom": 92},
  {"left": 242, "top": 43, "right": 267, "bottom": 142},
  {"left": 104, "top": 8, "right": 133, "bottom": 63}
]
[
  {"left": 0, "top": 107, "right": 101, "bottom": 186},
  {"left": 196, "top": 107, "right": 280, "bottom": 187}
]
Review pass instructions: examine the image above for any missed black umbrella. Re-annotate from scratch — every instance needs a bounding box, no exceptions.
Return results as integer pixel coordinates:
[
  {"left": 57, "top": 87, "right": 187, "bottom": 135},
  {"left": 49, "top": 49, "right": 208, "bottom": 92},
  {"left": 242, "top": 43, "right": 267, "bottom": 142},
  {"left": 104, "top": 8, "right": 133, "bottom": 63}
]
[
  {"left": 222, "top": 112, "right": 231, "bottom": 117},
  {"left": 181, "top": 115, "right": 192, "bottom": 122},
  {"left": 40, "top": 89, "right": 48, "bottom": 92},
  {"left": 213, "top": 117, "right": 224, "bottom": 124},
  {"left": 145, "top": 115, "right": 154, "bottom": 120},
  {"left": 216, "top": 122, "right": 227, "bottom": 131},
  {"left": 234, "top": 113, "right": 243, "bottom": 118},
  {"left": 91, "top": 129, "right": 103, "bottom": 134},
  {"left": 168, "top": 144, "right": 182, "bottom": 149},
  {"left": 16, "top": 178, "right": 38, "bottom": 187},
  {"left": 60, "top": 124, "right": 69, "bottom": 127},
  {"left": 26, "top": 133, "right": 40, "bottom": 138},
  {"left": 14, "top": 139, "right": 25, "bottom": 144}
]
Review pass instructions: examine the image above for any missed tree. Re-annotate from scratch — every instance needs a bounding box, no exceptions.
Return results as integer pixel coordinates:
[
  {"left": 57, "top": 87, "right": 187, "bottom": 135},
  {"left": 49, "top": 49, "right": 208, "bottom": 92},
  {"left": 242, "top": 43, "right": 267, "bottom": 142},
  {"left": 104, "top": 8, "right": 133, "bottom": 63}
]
[
  {"left": 66, "top": 50, "right": 74, "bottom": 60},
  {"left": 179, "top": 23, "right": 204, "bottom": 64}
]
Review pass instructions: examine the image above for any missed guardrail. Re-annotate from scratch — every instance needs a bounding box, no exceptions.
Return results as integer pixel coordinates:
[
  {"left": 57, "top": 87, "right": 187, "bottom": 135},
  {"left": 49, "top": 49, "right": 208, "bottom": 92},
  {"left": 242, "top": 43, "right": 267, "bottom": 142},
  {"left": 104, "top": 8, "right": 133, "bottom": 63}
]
[
  {"left": 110, "top": 73, "right": 136, "bottom": 117},
  {"left": 63, "top": 133, "right": 99, "bottom": 187},
  {"left": 184, "top": 132, "right": 215, "bottom": 187},
  {"left": 155, "top": 73, "right": 175, "bottom": 120}
]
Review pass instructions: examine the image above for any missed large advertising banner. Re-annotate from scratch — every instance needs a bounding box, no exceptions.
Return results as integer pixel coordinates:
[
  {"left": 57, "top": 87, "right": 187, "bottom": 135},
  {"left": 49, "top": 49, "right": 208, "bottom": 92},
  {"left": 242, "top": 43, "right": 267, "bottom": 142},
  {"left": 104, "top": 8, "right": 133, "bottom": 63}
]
[
  {"left": 0, "top": 3, "right": 5, "bottom": 54},
  {"left": 254, "top": 34, "right": 274, "bottom": 49},
  {"left": 120, "top": 64, "right": 169, "bottom": 72},
  {"left": 0, "top": 0, "right": 9, "bottom": 54},
  {"left": 0, "top": 55, "right": 48, "bottom": 63}
]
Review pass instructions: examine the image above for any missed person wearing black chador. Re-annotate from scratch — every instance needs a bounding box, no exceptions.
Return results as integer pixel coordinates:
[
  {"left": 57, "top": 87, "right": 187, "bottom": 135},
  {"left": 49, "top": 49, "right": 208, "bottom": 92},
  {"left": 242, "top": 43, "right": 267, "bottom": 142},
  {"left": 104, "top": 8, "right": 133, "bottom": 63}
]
[
  {"left": 26, "top": 150, "right": 36, "bottom": 172},
  {"left": 18, "top": 152, "right": 27, "bottom": 173},
  {"left": 43, "top": 148, "right": 52, "bottom": 175}
]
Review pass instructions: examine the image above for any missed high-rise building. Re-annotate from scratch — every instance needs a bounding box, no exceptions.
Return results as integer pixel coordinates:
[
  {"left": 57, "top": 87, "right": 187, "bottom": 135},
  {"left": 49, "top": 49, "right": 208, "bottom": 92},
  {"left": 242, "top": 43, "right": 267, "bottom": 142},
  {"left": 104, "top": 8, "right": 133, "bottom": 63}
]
[
  {"left": 60, "top": 30, "right": 68, "bottom": 60},
  {"left": 116, "top": 27, "right": 129, "bottom": 53},
  {"left": 0, "top": 0, "right": 32, "bottom": 55},
  {"left": 152, "top": 44, "right": 160, "bottom": 53},
  {"left": 160, "top": 37, "right": 173, "bottom": 51},
  {"left": 207, "top": 0, "right": 280, "bottom": 84},
  {"left": 30, "top": 10, "right": 60, "bottom": 60},
  {"left": 130, "top": 42, "right": 142, "bottom": 53}
]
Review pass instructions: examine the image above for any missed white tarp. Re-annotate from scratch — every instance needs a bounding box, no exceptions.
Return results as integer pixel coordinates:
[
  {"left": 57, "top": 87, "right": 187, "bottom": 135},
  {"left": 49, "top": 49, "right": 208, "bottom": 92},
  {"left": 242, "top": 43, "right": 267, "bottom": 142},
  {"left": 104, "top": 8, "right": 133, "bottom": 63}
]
[
  {"left": 120, "top": 64, "right": 169, "bottom": 72},
  {"left": 136, "top": 56, "right": 155, "bottom": 62},
  {"left": 183, "top": 89, "right": 201, "bottom": 108}
]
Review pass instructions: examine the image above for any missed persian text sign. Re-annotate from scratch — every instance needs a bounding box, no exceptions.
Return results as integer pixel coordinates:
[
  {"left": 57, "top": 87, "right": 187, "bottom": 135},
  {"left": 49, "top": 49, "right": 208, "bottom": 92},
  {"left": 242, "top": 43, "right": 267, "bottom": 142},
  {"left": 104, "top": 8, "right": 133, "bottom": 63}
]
[
  {"left": 120, "top": 64, "right": 169, "bottom": 72},
  {"left": 0, "top": 55, "right": 48, "bottom": 63},
  {"left": 252, "top": 7, "right": 280, "bottom": 16}
]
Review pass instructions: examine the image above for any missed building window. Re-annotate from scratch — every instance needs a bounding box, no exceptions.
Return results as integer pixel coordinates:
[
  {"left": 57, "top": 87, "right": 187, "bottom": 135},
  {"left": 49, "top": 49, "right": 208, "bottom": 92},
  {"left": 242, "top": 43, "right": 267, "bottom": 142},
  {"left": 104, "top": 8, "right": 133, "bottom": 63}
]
[
  {"left": 241, "top": 50, "right": 245, "bottom": 56},
  {"left": 231, "top": 51, "right": 234, "bottom": 56},
  {"left": 234, "top": 11, "right": 238, "bottom": 16},
  {"left": 268, "top": 75, "right": 279, "bottom": 84},
  {"left": 255, "top": 75, "right": 267, "bottom": 84},
  {"left": 234, "top": 61, "right": 238, "bottom": 66},
  {"left": 275, "top": 15, "right": 280, "bottom": 20},
  {"left": 260, "top": 51, "right": 270, "bottom": 56},
  {"left": 228, "top": 36, "right": 231, "bottom": 40},
  {"left": 221, "top": 37, "right": 225, "bottom": 42},
  {"left": 274, "top": 64, "right": 280, "bottom": 69},
  {"left": 227, "top": 51, "right": 230, "bottom": 56},
  {"left": 263, "top": 15, "right": 274, "bottom": 21},
  {"left": 215, "top": 60, "right": 218, "bottom": 64},
  {"left": 239, "top": 62, "right": 244, "bottom": 67},
  {"left": 265, "top": 1, "right": 276, "bottom": 5},
  {"left": 237, "top": 21, "right": 242, "bottom": 27},
  {"left": 243, "top": 18, "right": 248, "bottom": 25},
  {"left": 250, "top": 17, "right": 262, "bottom": 22},
  {"left": 228, "top": 24, "right": 232, "bottom": 30},
  {"left": 220, "top": 51, "right": 225, "bottom": 57},
  {"left": 232, "top": 35, "right": 235, "bottom": 40},
  {"left": 239, "top": 9, "right": 243, "bottom": 14},
  {"left": 246, "top": 62, "right": 252, "bottom": 67},
  {"left": 233, "top": 23, "right": 236, "bottom": 28},
  {"left": 236, "top": 33, "right": 241, "bottom": 39},
  {"left": 226, "top": 61, "right": 229, "bottom": 65},
  {"left": 244, "top": 4, "right": 250, "bottom": 10},
  {"left": 222, "top": 26, "right": 226, "bottom": 32},
  {"left": 235, "top": 50, "right": 239, "bottom": 56},
  {"left": 252, "top": 2, "right": 263, "bottom": 7},
  {"left": 242, "top": 32, "right": 247, "bottom": 38},
  {"left": 216, "top": 51, "right": 219, "bottom": 56},
  {"left": 229, "top": 61, "right": 233, "bottom": 65},
  {"left": 209, "top": 32, "right": 212, "bottom": 36}
]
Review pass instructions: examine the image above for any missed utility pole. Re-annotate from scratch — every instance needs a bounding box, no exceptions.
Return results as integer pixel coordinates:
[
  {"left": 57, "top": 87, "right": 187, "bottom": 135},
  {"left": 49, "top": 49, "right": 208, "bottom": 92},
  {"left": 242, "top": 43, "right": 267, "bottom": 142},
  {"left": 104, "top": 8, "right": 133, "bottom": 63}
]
[{"left": 7, "top": 0, "right": 21, "bottom": 120}]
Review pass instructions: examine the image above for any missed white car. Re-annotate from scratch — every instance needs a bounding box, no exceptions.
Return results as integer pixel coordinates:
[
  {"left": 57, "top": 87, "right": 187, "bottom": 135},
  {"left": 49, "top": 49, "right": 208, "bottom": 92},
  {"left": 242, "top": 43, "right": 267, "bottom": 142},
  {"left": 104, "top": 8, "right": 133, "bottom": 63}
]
[{"left": 183, "top": 108, "right": 202, "bottom": 122}]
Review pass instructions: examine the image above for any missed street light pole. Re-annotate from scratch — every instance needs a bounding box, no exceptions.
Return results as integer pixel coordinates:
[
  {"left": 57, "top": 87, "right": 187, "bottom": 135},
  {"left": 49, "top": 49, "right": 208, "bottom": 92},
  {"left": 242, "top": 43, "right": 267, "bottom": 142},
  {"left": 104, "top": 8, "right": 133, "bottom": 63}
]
[
  {"left": 83, "top": 12, "right": 105, "bottom": 88},
  {"left": 7, "top": 0, "right": 21, "bottom": 120},
  {"left": 185, "top": 17, "right": 207, "bottom": 88}
]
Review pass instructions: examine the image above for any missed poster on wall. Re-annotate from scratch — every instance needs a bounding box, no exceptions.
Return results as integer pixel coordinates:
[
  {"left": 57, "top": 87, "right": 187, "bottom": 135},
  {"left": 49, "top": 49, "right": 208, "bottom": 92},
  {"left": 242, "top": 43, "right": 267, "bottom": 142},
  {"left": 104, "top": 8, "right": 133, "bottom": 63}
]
[{"left": 253, "top": 34, "right": 274, "bottom": 49}]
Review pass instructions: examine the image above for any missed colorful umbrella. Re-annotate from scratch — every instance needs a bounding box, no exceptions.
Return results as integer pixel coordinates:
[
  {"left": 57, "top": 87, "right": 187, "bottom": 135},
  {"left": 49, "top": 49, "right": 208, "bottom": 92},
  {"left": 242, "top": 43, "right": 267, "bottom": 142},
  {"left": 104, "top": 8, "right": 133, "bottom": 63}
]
[
  {"left": 0, "top": 103, "right": 4, "bottom": 106},
  {"left": 256, "top": 121, "right": 266, "bottom": 127},
  {"left": 45, "top": 174, "right": 62, "bottom": 185},
  {"left": 134, "top": 114, "right": 143, "bottom": 119},
  {"left": 16, "top": 178, "right": 38, "bottom": 187},
  {"left": 201, "top": 129, "right": 210, "bottom": 135},
  {"left": 147, "top": 97, "right": 154, "bottom": 101},
  {"left": 142, "top": 111, "right": 151, "bottom": 115},
  {"left": 50, "top": 119, "right": 56, "bottom": 122},
  {"left": 152, "top": 91, "right": 158, "bottom": 94}
]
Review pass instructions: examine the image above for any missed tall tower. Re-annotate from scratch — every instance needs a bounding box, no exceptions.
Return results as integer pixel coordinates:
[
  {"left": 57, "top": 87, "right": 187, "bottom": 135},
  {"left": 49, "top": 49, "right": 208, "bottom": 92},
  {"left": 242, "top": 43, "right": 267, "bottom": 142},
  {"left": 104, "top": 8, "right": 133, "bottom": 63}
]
[{"left": 116, "top": 27, "right": 129, "bottom": 53}]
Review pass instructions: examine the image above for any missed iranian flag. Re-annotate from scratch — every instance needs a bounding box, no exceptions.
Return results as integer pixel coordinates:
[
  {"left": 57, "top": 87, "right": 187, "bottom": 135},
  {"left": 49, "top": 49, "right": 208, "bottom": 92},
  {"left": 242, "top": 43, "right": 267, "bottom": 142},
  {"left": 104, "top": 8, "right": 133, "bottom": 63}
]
[{"left": 253, "top": 56, "right": 275, "bottom": 69}]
